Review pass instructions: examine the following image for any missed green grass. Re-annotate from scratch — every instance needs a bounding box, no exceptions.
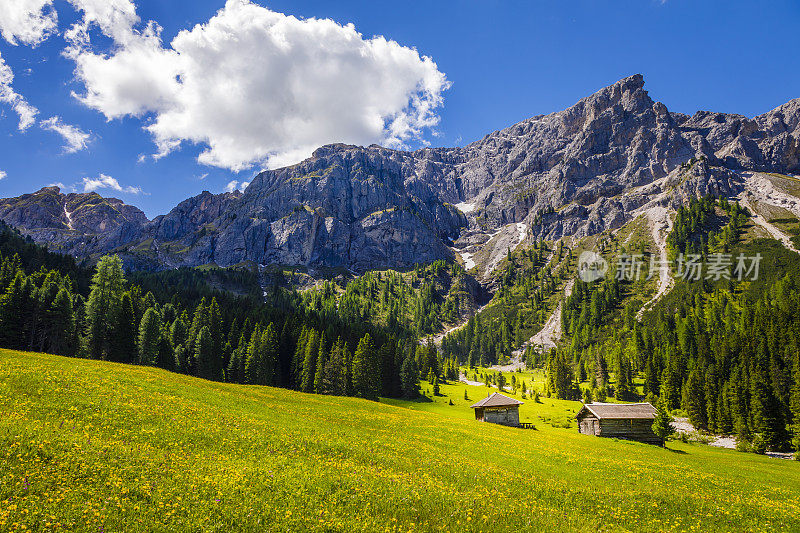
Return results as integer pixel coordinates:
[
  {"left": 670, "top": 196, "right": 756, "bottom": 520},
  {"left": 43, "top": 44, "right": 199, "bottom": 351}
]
[{"left": 2, "top": 350, "right": 800, "bottom": 532}]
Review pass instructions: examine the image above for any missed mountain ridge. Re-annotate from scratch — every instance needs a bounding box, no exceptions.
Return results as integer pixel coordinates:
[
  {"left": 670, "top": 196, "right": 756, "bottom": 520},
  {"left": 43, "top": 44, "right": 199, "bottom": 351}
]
[{"left": 1, "top": 74, "right": 798, "bottom": 274}]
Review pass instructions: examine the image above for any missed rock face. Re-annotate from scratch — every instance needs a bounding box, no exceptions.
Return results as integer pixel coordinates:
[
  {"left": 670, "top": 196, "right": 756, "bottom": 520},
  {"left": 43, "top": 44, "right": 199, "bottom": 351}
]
[
  {"left": 2, "top": 75, "right": 798, "bottom": 274},
  {"left": 0, "top": 187, "right": 149, "bottom": 258}
]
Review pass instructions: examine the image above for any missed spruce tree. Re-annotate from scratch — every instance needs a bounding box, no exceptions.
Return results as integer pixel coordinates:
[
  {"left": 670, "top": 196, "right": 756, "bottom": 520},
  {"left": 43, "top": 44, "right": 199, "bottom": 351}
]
[
  {"left": 227, "top": 332, "right": 247, "bottom": 384},
  {"left": 353, "top": 333, "right": 378, "bottom": 400},
  {"left": 110, "top": 291, "right": 137, "bottom": 363},
  {"left": 45, "top": 287, "right": 74, "bottom": 356},
  {"left": 322, "top": 337, "right": 346, "bottom": 395},
  {"left": 0, "top": 272, "right": 30, "bottom": 349},
  {"left": 195, "top": 326, "right": 218, "bottom": 380},
  {"left": 314, "top": 333, "right": 326, "bottom": 393},
  {"left": 400, "top": 352, "right": 419, "bottom": 399},
  {"left": 138, "top": 307, "right": 162, "bottom": 366},
  {"left": 651, "top": 400, "right": 675, "bottom": 445},
  {"left": 244, "top": 325, "right": 263, "bottom": 384},
  {"left": 174, "top": 343, "right": 189, "bottom": 374},
  {"left": 301, "top": 330, "right": 319, "bottom": 392},
  {"left": 156, "top": 327, "right": 175, "bottom": 371},
  {"left": 208, "top": 297, "right": 223, "bottom": 361},
  {"left": 85, "top": 255, "right": 126, "bottom": 360},
  {"left": 170, "top": 315, "right": 188, "bottom": 349},
  {"left": 260, "top": 323, "right": 279, "bottom": 386},
  {"left": 683, "top": 367, "right": 707, "bottom": 430}
]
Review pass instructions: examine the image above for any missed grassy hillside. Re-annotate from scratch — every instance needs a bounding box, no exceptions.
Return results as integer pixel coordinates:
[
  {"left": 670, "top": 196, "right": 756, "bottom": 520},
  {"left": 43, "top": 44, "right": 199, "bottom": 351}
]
[{"left": 2, "top": 350, "right": 800, "bottom": 532}]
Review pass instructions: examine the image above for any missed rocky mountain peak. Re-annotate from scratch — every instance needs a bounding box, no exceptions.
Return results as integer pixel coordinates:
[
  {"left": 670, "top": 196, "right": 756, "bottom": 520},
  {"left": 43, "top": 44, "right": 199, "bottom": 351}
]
[{"left": 2, "top": 75, "right": 798, "bottom": 275}]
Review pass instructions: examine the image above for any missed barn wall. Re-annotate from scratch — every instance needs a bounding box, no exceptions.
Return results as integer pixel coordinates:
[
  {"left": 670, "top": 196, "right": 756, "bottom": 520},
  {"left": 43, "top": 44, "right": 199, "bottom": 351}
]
[
  {"left": 578, "top": 415, "right": 600, "bottom": 436},
  {"left": 599, "top": 419, "right": 662, "bottom": 444},
  {"left": 483, "top": 407, "right": 520, "bottom": 426}
]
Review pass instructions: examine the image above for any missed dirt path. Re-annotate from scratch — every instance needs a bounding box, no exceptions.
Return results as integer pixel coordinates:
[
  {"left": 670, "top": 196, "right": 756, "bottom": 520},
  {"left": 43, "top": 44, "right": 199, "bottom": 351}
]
[
  {"left": 459, "top": 375, "right": 484, "bottom": 387},
  {"left": 494, "top": 277, "right": 575, "bottom": 372},
  {"left": 427, "top": 300, "right": 492, "bottom": 347},
  {"left": 636, "top": 206, "right": 674, "bottom": 321},
  {"left": 740, "top": 195, "right": 800, "bottom": 255}
]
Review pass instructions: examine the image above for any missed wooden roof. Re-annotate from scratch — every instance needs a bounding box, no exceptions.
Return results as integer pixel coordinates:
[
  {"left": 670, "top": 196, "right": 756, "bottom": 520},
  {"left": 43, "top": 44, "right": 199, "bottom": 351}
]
[
  {"left": 576, "top": 402, "right": 658, "bottom": 420},
  {"left": 470, "top": 392, "right": 523, "bottom": 409}
]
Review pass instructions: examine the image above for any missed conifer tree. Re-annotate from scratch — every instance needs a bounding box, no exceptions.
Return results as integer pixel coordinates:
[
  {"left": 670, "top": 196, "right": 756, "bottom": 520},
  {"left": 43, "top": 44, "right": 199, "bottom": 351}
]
[
  {"left": 314, "top": 333, "right": 326, "bottom": 393},
  {"left": 44, "top": 287, "right": 74, "bottom": 356},
  {"left": 343, "top": 340, "right": 354, "bottom": 396},
  {"left": 615, "top": 355, "right": 632, "bottom": 401},
  {"left": 291, "top": 326, "right": 309, "bottom": 388},
  {"left": 156, "top": 327, "right": 175, "bottom": 371},
  {"left": 173, "top": 343, "right": 188, "bottom": 373},
  {"left": 195, "top": 325, "right": 218, "bottom": 380},
  {"left": 30, "top": 272, "right": 59, "bottom": 351},
  {"left": 170, "top": 314, "right": 188, "bottom": 349},
  {"left": 110, "top": 291, "right": 137, "bottom": 363},
  {"left": 138, "top": 307, "right": 162, "bottom": 366},
  {"left": 400, "top": 352, "right": 419, "bottom": 399},
  {"left": 651, "top": 400, "right": 675, "bottom": 445},
  {"left": 260, "top": 323, "right": 279, "bottom": 386},
  {"left": 208, "top": 297, "right": 223, "bottom": 360},
  {"left": 227, "top": 332, "right": 247, "bottom": 384},
  {"left": 322, "top": 337, "right": 346, "bottom": 395},
  {"left": 85, "top": 255, "right": 126, "bottom": 360},
  {"left": 683, "top": 367, "right": 707, "bottom": 430},
  {"left": 301, "top": 330, "right": 319, "bottom": 392},
  {"left": 353, "top": 333, "right": 379, "bottom": 400},
  {"left": 244, "top": 325, "right": 263, "bottom": 385}
]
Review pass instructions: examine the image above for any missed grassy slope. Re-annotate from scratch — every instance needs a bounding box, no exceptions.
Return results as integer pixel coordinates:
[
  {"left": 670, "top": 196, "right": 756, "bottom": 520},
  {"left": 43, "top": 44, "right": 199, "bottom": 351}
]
[{"left": 2, "top": 350, "right": 800, "bottom": 532}]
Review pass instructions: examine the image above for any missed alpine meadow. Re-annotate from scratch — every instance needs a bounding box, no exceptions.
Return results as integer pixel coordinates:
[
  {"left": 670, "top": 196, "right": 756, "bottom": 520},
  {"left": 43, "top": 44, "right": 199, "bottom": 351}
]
[{"left": 2, "top": 1, "right": 800, "bottom": 532}]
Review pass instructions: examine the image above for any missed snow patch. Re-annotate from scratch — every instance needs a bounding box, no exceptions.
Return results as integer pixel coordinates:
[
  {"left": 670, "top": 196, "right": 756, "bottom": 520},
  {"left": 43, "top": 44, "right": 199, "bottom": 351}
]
[
  {"left": 460, "top": 250, "right": 475, "bottom": 270},
  {"left": 454, "top": 202, "right": 476, "bottom": 213},
  {"left": 63, "top": 204, "right": 74, "bottom": 230},
  {"left": 515, "top": 222, "right": 527, "bottom": 244}
]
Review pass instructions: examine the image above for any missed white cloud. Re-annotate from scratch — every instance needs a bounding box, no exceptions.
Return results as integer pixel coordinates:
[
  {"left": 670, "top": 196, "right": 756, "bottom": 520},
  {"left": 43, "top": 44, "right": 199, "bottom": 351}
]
[
  {"left": 0, "top": 0, "right": 58, "bottom": 46},
  {"left": 0, "top": 170, "right": 7, "bottom": 181},
  {"left": 40, "top": 116, "right": 91, "bottom": 153},
  {"left": 81, "top": 173, "right": 142, "bottom": 194},
  {"left": 64, "top": 0, "right": 139, "bottom": 47},
  {"left": 66, "top": 0, "right": 449, "bottom": 171},
  {"left": 0, "top": 51, "right": 38, "bottom": 130},
  {"left": 224, "top": 179, "right": 249, "bottom": 193}
]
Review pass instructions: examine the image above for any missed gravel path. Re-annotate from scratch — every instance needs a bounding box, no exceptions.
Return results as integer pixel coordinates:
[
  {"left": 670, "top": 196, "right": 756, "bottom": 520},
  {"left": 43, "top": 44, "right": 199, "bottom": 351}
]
[
  {"left": 636, "top": 206, "right": 674, "bottom": 321},
  {"left": 740, "top": 195, "right": 800, "bottom": 255}
]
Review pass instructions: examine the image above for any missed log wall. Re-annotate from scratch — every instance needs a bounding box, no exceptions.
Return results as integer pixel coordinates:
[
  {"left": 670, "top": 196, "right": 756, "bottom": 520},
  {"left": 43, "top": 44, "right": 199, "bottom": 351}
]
[
  {"left": 598, "top": 418, "right": 663, "bottom": 445},
  {"left": 483, "top": 406, "right": 520, "bottom": 427}
]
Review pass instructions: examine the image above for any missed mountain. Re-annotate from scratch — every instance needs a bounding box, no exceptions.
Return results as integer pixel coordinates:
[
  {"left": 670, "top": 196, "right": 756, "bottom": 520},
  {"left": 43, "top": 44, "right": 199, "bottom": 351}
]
[
  {"left": 0, "top": 186, "right": 148, "bottom": 259},
  {"left": 2, "top": 75, "right": 798, "bottom": 274}
]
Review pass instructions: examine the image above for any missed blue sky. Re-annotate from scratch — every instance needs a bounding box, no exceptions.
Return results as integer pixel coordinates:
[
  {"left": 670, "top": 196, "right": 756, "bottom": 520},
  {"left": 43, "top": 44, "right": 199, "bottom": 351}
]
[{"left": 0, "top": 0, "right": 798, "bottom": 218}]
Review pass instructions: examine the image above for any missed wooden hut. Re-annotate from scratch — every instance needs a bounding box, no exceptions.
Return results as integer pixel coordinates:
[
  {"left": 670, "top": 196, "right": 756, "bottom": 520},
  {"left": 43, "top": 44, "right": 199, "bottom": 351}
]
[
  {"left": 576, "top": 403, "right": 662, "bottom": 445},
  {"left": 470, "top": 392, "right": 523, "bottom": 427}
]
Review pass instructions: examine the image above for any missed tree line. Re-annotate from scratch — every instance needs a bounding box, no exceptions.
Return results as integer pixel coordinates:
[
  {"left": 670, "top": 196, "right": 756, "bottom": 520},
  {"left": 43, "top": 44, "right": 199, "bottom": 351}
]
[{"left": 0, "top": 222, "right": 465, "bottom": 403}]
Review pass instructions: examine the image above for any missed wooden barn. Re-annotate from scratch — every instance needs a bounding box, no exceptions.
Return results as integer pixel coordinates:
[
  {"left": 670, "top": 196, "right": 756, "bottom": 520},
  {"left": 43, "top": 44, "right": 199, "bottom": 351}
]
[
  {"left": 576, "top": 403, "right": 662, "bottom": 445},
  {"left": 470, "top": 392, "right": 523, "bottom": 427}
]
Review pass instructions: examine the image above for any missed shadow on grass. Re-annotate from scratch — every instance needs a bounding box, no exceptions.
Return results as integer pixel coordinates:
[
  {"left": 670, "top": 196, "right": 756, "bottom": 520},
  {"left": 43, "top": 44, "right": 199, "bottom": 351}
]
[
  {"left": 664, "top": 446, "right": 688, "bottom": 455},
  {"left": 406, "top": 395, "right": 433, "bottom": 403}
]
